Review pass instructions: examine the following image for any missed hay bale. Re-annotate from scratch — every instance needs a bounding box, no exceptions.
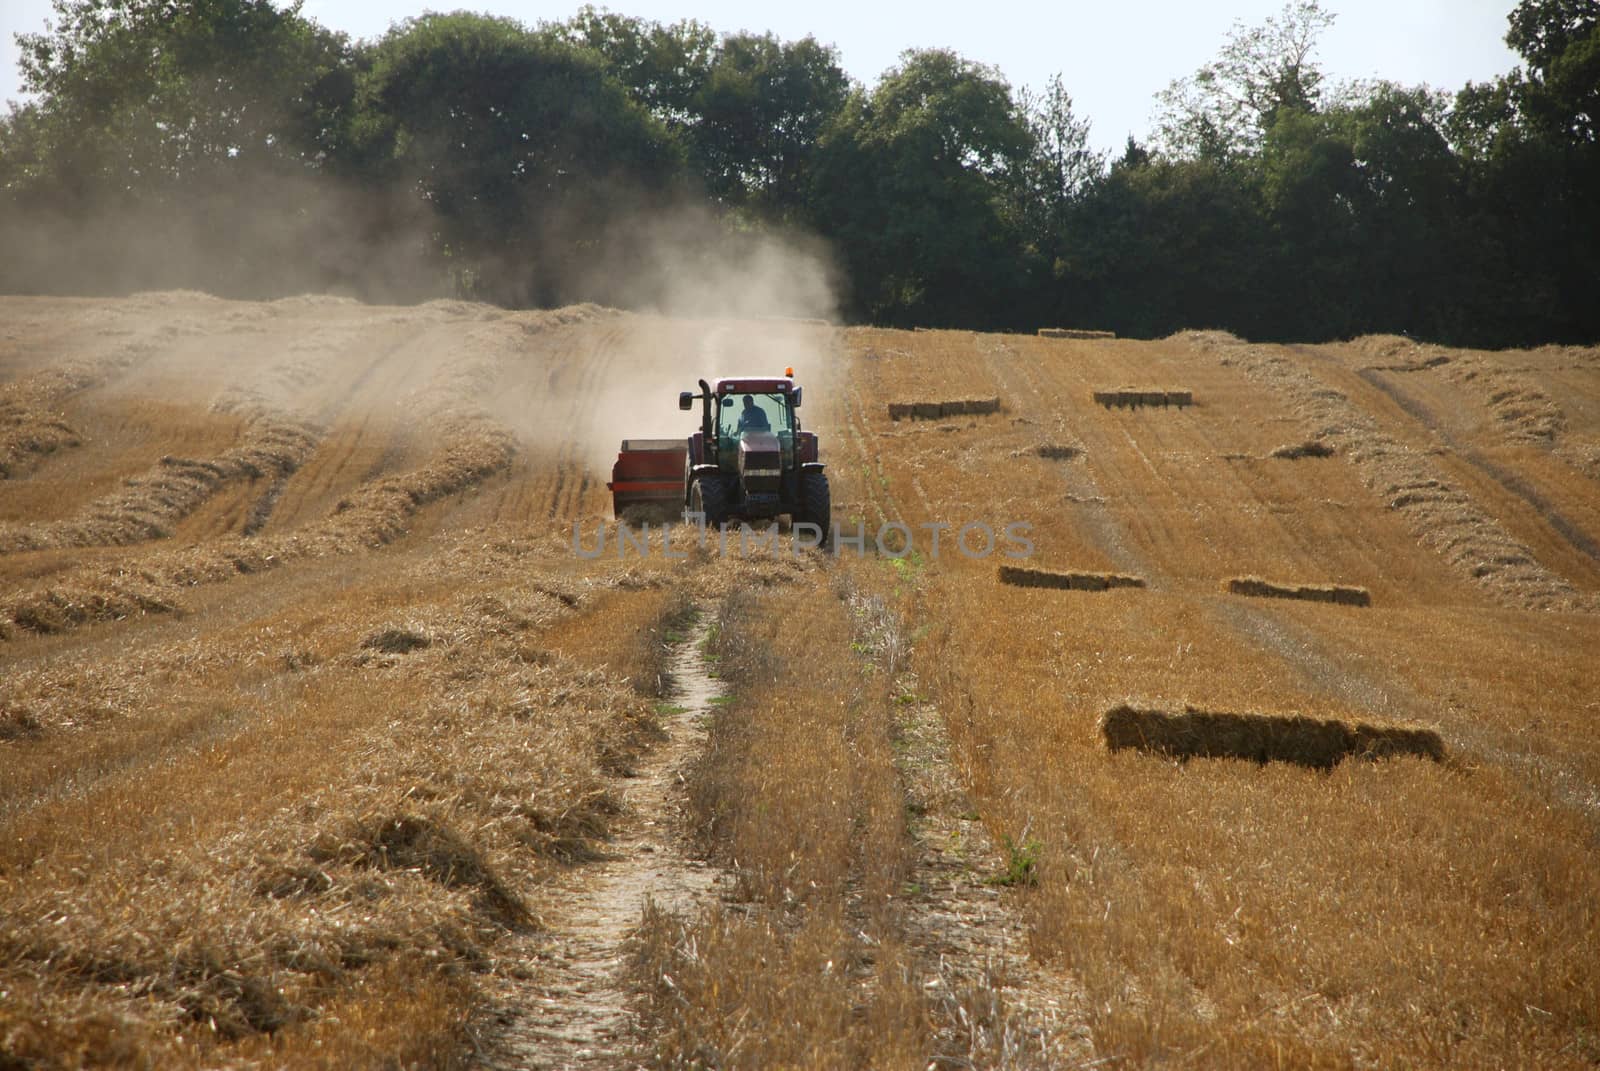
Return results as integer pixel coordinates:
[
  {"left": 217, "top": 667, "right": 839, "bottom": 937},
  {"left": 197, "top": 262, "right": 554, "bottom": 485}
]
[
  {"left": 1270, "top": 440, "right": 1335, "bottom": 460},
  {"left": 1326, "top": 585, "right": 1372, "bottom": 607},
  {"left": 890, "top": 398, "right": 1003, "bottom": 421},
  {"left": 1039, "top": 328, "right": 1116, "bottom": 340},
  {"left": 1092, "top": 389, "right": 1192, "bottom": 409},
  {"left": 998, "top": 566, "right": 1145, "bottom": 591},
  {"left": 1225, "top": 576, "right": 1370, "bottom": 607},
  {"left": 1351, "top": 724, "right": 1446, "bottom": 762},
  {"left": 1226, "top": 577, "right": 1276, "bottom": 598},
  {"left": 998, "top": 565, "right": 1072, "bottom": 590},
  {"left": 362, "top": 626, "right": 433, "bottom": 654},
  {"left": 1100, "top": 705, "right": 1443, "bottom": 769},
  {"left": 1036, "top": 444, "right": 1082, "bottom": 461}
]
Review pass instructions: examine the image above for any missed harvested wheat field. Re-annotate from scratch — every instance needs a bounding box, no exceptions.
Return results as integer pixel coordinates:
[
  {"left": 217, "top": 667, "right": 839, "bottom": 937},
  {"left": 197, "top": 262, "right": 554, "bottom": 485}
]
[{"left": 2, "top": 296, "right": 1598, "bottom": 1069}]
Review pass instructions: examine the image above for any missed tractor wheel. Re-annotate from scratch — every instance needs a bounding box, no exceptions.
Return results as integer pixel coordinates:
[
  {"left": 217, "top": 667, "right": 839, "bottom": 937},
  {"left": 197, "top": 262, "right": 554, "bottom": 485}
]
[
  {"left": 798, "top": 469, "right": 831, "bottom": 547},
  {"left": 689, "top": 475, "right": 730, "bottom": 528}
]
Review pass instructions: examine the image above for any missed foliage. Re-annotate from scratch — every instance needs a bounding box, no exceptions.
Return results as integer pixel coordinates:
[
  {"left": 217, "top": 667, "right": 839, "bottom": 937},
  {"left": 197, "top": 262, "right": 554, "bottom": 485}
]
[
  {"left": 1154, "top": 0, "right": 1336, "bottom": 161},
  {"left": 0, "top": 0, "right": 1596, "bottom": 344},
  {"left": 11, "top": 0, "right": 352, "bottom": 192},
  {"left": 988, "top": 833, "right": 1041, "bottom": 888},
  {"left": 350, "top": 12, "right": 681, "bottom": 305},
  {"left": 690, "top": 32, "right": 849, "bottom": 217},
  {"left": 552, "top": 6, "right": 715, "bottom": 130},
  {"left": 808, "top": 49, "right": 1033, "bottom": 326}
]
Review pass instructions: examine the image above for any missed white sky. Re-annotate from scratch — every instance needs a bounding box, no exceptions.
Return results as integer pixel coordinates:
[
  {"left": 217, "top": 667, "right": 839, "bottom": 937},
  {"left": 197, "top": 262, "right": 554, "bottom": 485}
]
[{"left": 2, "top": 0, "right": 1522, "bottom": 154}]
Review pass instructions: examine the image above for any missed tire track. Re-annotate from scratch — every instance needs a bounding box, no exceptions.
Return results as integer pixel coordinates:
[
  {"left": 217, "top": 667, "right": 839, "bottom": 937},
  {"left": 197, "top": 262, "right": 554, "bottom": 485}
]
[
  {"left": 477, "top": 603, "right": 729, "bottom": 1070},
  {"left": 1182, "top": 335, "right": 1585, "bottom": 611},
  {"left": 1351, "top": 362, "right": 1600, "bottom": 569},
  {"left": 258, "top": 332, "right": 429, "bottom": 533},
  {"left": 536, "top": 324, "right": 625, "bottom": 524}
]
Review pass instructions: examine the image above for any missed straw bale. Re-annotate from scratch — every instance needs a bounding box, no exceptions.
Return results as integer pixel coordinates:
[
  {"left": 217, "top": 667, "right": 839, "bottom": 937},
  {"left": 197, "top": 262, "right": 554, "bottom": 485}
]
[
  {"left": 1038, "top": 328, "right": 1116, "bottom": 340},
  {"left": 998, "top": 565, "right": 1145, "bottom": 591},
  {"left": 889, "top": 398, "right": 1002, "bottom": 421},
  {"left": 1269, "top": 440, "right": 1335, "bottom": 459},
  {"left": 1100, "top": 704, "right": 1443, "bottom": 769},
  {"left": 1035, "top": 444, "right": 1082, "bottom": 461},
  {"left": 1224, "top": 576, "right": 1370, "bottom": 607},
  {"left": 1092, "top": 389, "right": 1192, "bottom": 409}
]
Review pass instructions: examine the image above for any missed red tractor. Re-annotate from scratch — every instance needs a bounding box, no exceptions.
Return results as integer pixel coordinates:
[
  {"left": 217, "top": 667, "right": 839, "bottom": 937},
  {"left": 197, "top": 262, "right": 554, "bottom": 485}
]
[{"left": 605, "top": 371, "right": 830, "bottom": 534}]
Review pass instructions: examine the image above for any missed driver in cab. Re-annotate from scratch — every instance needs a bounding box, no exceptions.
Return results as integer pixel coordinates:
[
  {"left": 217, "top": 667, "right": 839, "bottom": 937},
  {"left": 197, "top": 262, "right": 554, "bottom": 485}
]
[{"left": 736, "top": 395, "right": 770, "bottom": 433}]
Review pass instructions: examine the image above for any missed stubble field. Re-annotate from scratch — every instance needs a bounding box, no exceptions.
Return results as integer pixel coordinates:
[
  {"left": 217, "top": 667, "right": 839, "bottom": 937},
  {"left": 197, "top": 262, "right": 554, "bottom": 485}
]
[{"left": 1, "top": 292, "right": 1596, "bottom": 1068}]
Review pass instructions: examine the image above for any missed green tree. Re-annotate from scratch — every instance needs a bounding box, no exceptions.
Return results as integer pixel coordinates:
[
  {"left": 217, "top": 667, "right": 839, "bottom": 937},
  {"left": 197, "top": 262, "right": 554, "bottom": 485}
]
[
  {"left": 1444, "top": 0, "right": 1599, "bottom": 343},
  {"left": 690, "top": 32, "right": 849, "bottom": 218},
  {"left": 809, "top": 49, "right": 1032, "bottom": 325},
  {"left": 1066, "top": 155, "right": 1271, "bottom": 338},
  {"left": 1154, "top": 0, "right": 1335, "bottom": 161},
  {"left": 551, "top": 7, "right": 715, "bottom": 130},
  {"left": 1, "top": 0, "right": 360, "bottom": 296},
  {"left": 12, "top": 0, "right": 352, "bottom": 193},
  {"left": 1009, "top": 74, "right": 1104, "bottom": 309},
  {"left": 352, "top": 12, "right": 683, "bottom": 305},
  {"left": 1504, "top": 0, "right": 1600, "bottom": 144}
]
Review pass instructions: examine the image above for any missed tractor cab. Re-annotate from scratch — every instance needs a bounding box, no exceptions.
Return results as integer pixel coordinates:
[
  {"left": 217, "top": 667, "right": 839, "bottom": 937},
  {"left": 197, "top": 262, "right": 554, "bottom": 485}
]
[{"left": 693, "top": 377, "right": 801, "bottom": 471}]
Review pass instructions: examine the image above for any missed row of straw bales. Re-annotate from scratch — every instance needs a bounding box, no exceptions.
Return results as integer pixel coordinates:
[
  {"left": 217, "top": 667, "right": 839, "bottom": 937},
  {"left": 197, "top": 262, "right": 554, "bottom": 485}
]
[
  {"left": 1092, "top": 389, "right": 1193, "bottom": 408},
  {"left": 887, "top": 397, "right": 1002, "bottom": 421},
  {"left": 997, "top": 565, "right": 1146, "bottom": 591},
  {"left": 1038, "top": 328, "right": 1116, "bottom": 340},
  {"left": 1225, "top": 576, "right": 1371, "bottom": 607},
  {"left": 1099, "top": 704, "right": 1445, "bottom": 769}
]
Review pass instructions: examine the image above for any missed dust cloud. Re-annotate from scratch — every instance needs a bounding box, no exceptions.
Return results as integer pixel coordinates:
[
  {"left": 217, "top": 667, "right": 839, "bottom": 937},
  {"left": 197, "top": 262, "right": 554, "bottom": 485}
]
[
  {"left": 0, "top": 171, "right": 444, "bottom": 305},
  {"left": 3, "top": 176, "right": 847, "bottom": 508},
  {"left": 489, "top": 202, "right": 846, "bottom": 482}
]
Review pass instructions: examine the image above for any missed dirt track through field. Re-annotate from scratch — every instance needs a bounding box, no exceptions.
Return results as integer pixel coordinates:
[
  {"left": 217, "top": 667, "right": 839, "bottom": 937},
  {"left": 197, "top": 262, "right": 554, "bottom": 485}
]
[
  {"left": 889, "top": 673, "right": 1096, "bottom": 1064},
  {"left": 478, "top": 604, "right": 728, "bottom": 1070}
]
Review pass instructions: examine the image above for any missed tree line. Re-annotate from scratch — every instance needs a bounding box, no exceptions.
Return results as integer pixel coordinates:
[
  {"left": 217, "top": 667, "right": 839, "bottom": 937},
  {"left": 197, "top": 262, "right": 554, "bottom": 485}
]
[{"left": 1, "top": 0, "right": 1595, "bottom": 346}]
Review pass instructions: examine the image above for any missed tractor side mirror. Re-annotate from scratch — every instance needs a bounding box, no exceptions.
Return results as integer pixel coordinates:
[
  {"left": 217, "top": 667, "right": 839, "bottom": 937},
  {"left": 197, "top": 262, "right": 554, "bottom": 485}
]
[
  {"left": 792, "top": 387, "right": 802, "bottom": 409},
  {"left": 678, "top": 391, "right": 694, "bottom": 411}
]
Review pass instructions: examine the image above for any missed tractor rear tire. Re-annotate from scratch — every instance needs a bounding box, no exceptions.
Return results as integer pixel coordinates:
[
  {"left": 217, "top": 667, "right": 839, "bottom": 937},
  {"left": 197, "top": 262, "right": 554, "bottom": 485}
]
[
  {"left": 690, "top": 475, "right": 730, "bottom": 529},
  {"left": 798, "top": 470, "right": 831, "bottom": 547}
]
